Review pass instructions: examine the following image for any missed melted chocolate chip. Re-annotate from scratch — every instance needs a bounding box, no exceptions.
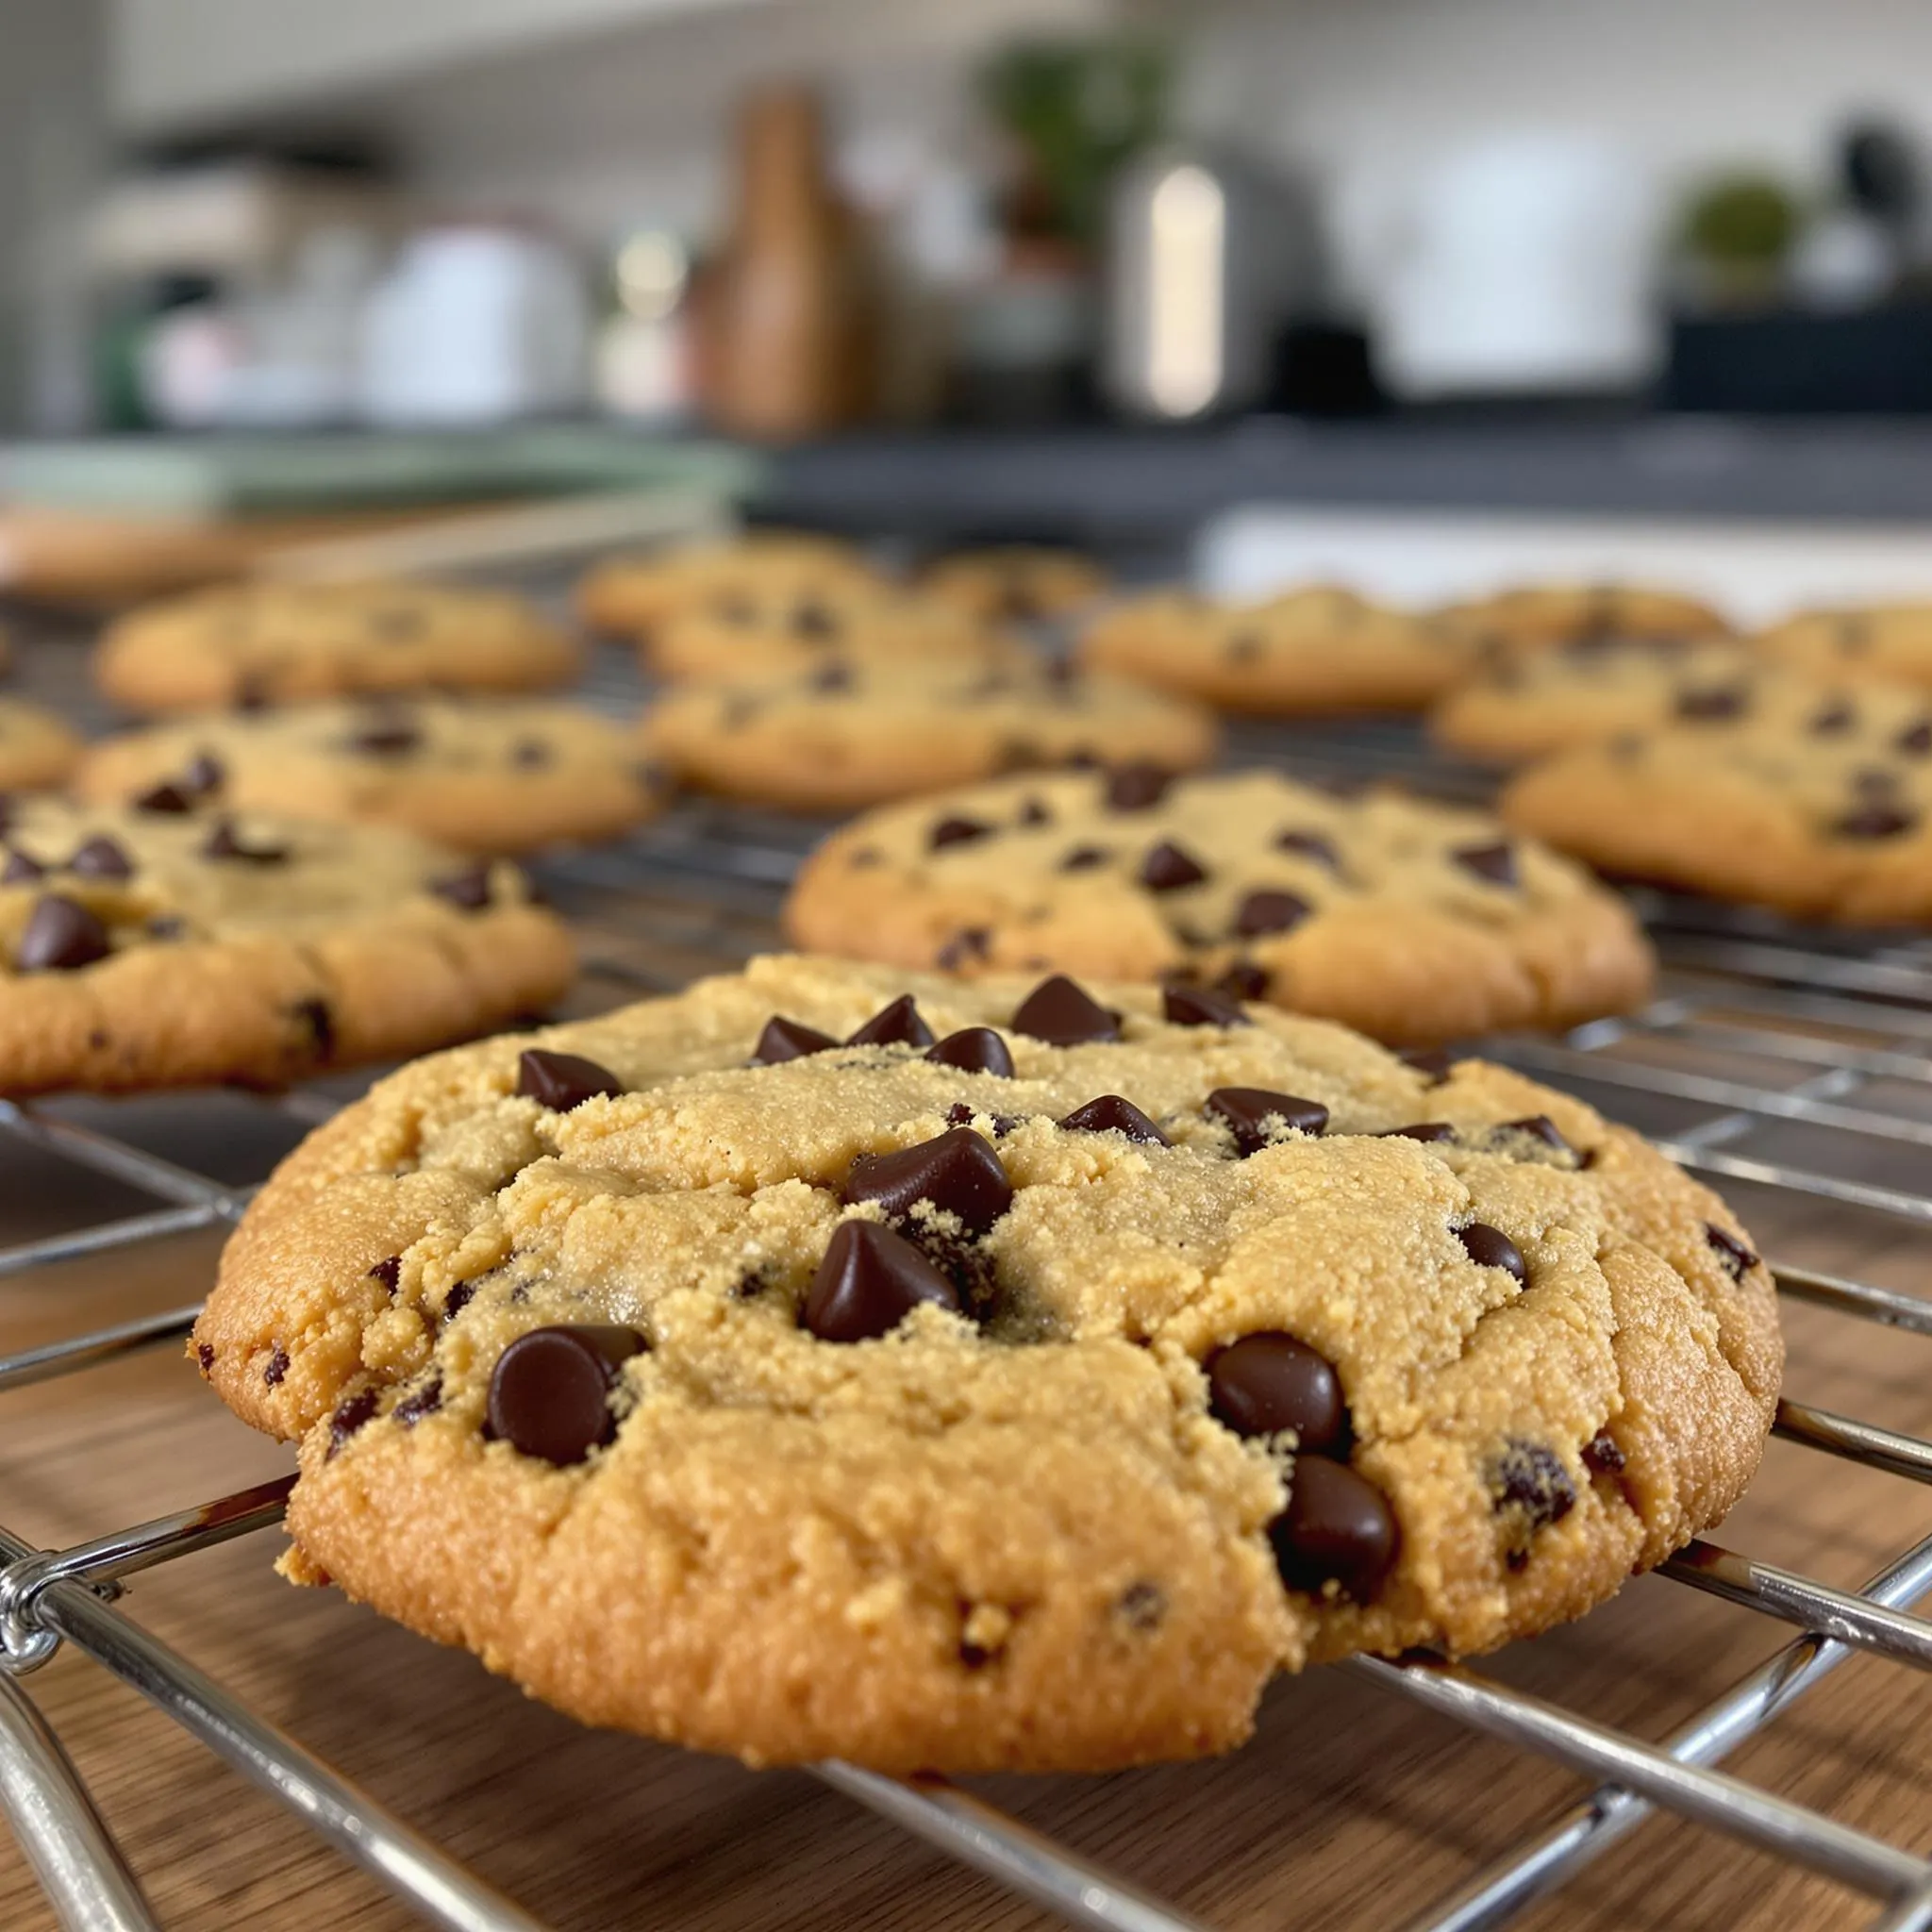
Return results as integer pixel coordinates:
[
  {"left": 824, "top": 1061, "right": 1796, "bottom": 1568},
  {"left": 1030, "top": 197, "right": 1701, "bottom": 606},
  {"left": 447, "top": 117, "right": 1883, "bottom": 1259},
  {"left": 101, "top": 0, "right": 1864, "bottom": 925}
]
[
  {"left": 263, "top": 1347, "right": 289, "bottom": 1387},
  {"left": 1503, "top": 1114, "right": 1575, "bottom": 1158},
  {"left": 1274, "top": 828, "right": 1340, "bottom": 870},
  {"left": 16, "top": 896, "right": 110, "bottom": 972},
  {"left": 1208, "top": 1333, "right": 1347, "bottom": 1453},
  {"left": 1104, "top": 761, "right": 1172, "bottom": 811},
  {"left": 1400, "top": 1047, "right": 1454, "bottom": 1084},
  {"left": 1490, "top": 1440, "right": 1576, "bottom": 1530},
  {"left": 930, "top": 815, "right": 993, "bottom": 852},
  {"left": 1058, "top": 1095, "right": 1169, "bottom": 1143},
  {"left": 791, "top": 599, "right": 840, "bottom": 641},
  {"left": 132, "top": 781, "right": 194, "bottom": 815},
  {"left": 1832, "top": 802, "right": 1918, "bottom": 841},
  {"left": 846, "top": 994, "right": 936, "bottom": 1049},
  {"left": 69, "top": 835, "right": 134, "bottom": 880},
  {"left": 1012, "top": 974, "right": 1120, "bottom": 1045},
  {"left": 1380, "top": 1121, "right": 1456, "bottom": 1143},
  {"left": 1058, "top": 844, "right": 1111, "bottom": 872},
  {"left": 1234, "top": 889, "right": 1311, "bottom": 938},
  {"left": 804, "top": 1221, "right": 962, "bottom": 1341},
  {"left": 1674, "top": 685, "right": 1748, "bottom": 722},
  {"left": 1457, "top": 1223, "right": 1526, "bottom": 1283},
  {"left": 183, "top": 752, "right": 225, "bottom": 795},
  {"left": 368, "top": 1256, "right": 402, "bottom": 1293},
  {"left": 1162, "top": 983, "right": 1250, "bottom": 1027},
  {"left": 291, "top": 997, "right": 334, "bottom": 1062},
  {"left": 485, "top": 1324, "right": 647, "bottom": 1465},
  {"left": 1706, "top": 1223, "right": 1759, "bottom": 1281},
  {"left": 349, "top": 721, "right": 422, "bottom": 758},
  {"left": 325, "top": 1388, "right": 380, "bottom": 1459},
  {"left": 429, "top": 863, "right": 494, "bottom": 911},
  {"left": 754, "top": 1016, "right": 838, "bottom": 1063},
  {"left": 1582, "top": 1429, "right": 1626, "bottom": 1475},
  {"left": 841, "top": 1127, "right": 1013, "bottom": 1235},
  {"left": 1139, "top": 840, "right": 1208, "bottom": 891},
  {"left": 442, "top": 1282, "right": 475, "bottom": 1322},
  {"left": 1017, "top": 796, "right": 1054, "bottom": 827},
  {"left": 1216, "top": 960, "right": 1272, "bottom": 1001},
  {"left": 392, "top": 1374, "right": 443, "bottom": 1426},
  {"left": 1898, "top": 720, "right": 1932, "bottom": 757},
  {"left": 1207, "top": 1087, "right": 1329, "bottom": 1154},
  {"left": 924, "top": 1027, "right": 1015, "bottom": 1076},
  {"left": 3, "top": 847, "right": 46, "bottom": 885},
  {"left": 1452, "top": 841, "right": 1518, "bottom": 888},
  {"left": 201, "top": 818, "right": 289, "bottom": 865},
  {"left": 516, "top": 1048, "right": 625, "bottom": 1109},
  {"left": 935, "top": 927, "right": 991, "bottom": 970},
  {"left": 195, "top": 1342, "right": 215, "bottom": 1373},
  {"left": 1269, "top": 1459, "right": 1399, "bottom": 1600},
  {"left": 1808, "top": 701, "right": 1857, "bottom": 736}
]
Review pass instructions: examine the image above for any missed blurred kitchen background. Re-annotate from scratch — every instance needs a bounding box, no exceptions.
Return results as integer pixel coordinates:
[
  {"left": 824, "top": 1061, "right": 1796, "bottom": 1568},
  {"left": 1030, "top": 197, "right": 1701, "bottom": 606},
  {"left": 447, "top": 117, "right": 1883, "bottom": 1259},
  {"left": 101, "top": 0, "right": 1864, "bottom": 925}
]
[{"left": 13, "top": 0, "right": 1932, "bottom": 553}]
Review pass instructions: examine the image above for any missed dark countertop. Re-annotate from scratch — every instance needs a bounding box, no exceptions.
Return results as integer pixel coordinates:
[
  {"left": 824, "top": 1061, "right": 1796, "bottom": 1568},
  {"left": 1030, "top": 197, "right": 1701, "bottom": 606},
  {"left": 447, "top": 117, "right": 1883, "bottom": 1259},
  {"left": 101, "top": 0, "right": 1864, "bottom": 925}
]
[{"left": 758, "top": 417, "right": 1932, "bottom": 544}]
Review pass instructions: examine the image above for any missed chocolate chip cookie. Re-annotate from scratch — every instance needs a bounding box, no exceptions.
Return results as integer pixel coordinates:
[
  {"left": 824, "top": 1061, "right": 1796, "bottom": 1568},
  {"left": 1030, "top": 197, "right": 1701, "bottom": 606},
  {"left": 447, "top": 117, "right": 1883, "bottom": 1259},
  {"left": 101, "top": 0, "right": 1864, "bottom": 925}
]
[
  {"left": 576, "top": 531, "right": 888, "bottom": 641},
  {"left": 0, "top": 697, "right": 85, "bottom": 792},
  {"left": 194, "top": 954, "right": 1778, "bottom": 1774},
  {"left": 1079, "top": 586, "right": 1475, "bottom": 715},
  {"left": 1437, "top": 583, "right": 1732, "bottom": 655},
  {"left": 93, "top": 579, "right": 579, "bottom": 715},
  {"left": 1429, "top": 637, "right": 1851, "bottom": 764},
  {"left": 1757, "top": 603, "right": 1932, "bottom": 691},
  {"left": 784, "top": 769, "right": 1654, "bottom": 1045},
  {"left": 0, "top": 797, "right": 573, "bottom": 1094},
  {"left": 1502, "top": 697, "right": 1932, "bottom": 922},
  {"left": 642, "top": 662, "right": 1217, "bottom": 812},
  {"left": 918, "top": 547, "right": 1109, "bottom": 624},
  {"left": 76, "top": 697, "right": 663, "bottom": 856}
]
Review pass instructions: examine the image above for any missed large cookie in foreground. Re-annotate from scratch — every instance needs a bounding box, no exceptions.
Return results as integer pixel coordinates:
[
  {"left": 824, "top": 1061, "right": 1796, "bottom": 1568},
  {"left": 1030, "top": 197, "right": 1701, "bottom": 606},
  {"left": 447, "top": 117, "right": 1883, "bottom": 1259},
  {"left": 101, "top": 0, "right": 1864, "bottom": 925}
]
[
  {"left": 0, "top": 798, "right": 573, "bottom": 1094},
  {"left": 783, "top": 769, "right": 1655, "bottom": 1045},
  {"left": 93, "top": 579, "right": 578, "bottom": 714},
  {"left": 194, "top": 956, "right": 1779, "bottom": 1774}
]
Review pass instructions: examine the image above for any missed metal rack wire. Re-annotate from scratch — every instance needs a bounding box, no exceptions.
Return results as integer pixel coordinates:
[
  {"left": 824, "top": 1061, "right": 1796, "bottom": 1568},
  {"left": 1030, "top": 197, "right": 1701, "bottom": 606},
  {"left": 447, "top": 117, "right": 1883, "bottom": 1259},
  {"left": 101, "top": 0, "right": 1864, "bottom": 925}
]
[{"left": 8, "top": 725, "right": 1932, "bottom": 1932}]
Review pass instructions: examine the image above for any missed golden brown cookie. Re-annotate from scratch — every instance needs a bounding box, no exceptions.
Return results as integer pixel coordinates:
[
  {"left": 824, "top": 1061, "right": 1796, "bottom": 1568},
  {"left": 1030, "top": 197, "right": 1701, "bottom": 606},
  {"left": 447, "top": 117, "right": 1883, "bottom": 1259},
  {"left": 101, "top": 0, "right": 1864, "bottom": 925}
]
[
  {"left": 194, "top": 954, "right": 1778, "bottom": 1774},
  {"left": 0, "top": 797, "right": 572, "bottom": 1094},
  {"left": 1502, "top": 690, "right": 1932, "bottom": 922},
  {"left": 76, "top": 697, "right": 663, "bottom": 856},
  {"left": 1079, "top": 587, "right": 1474, "bottom": 715},
  {"left": 93, "top": 580, "right": 579, "bottom": 715},
  {"left": 783, "top": 768, "right": 1655, "bottom": 1045},
  {"left": 576, "top": 532, "right": 887, "bottom": 640},
  {"left": 0, "top": 697, "right": 86, "bottom": 792},
  {"left": 1436, "top": 583, "right": 1732, "bottom": 655},
  {"left": 642, "top": 661, "right": 1217, "bottom": 812},
  {"left": 919, "top": 547, "right": 1109, "bottom": 624},
  {"left": 1757, "top": 603, "right": 1932, "bottom": 691}
]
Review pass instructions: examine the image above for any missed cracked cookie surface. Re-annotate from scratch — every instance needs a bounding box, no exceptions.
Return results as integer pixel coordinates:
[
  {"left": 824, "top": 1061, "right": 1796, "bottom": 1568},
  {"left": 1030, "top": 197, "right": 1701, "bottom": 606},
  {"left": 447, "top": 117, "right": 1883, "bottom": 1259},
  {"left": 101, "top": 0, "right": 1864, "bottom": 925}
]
[
  {"left": 0, "top": 796, "right": 573, "bottom": 1093},
  {"left": 93, "top": 579, "right": 578, "bottom": 714},
  {"left": 783, "top": 768, "right": 1654, "bottom": 1045},
  {"left": 643, "top": 661, "right": 1217, "bottom": 811},
  {"left": 77, "top": 696, "right": 663, "bottom": 855},
  {"left": 195, "top": 955, "right": 1777, "bottom": 1773}
]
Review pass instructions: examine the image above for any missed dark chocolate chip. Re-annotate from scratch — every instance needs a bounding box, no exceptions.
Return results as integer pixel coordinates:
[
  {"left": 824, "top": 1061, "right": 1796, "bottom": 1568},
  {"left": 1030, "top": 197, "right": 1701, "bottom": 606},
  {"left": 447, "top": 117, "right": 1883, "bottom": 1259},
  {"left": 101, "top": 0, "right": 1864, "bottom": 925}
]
[
  {"left": 1207, "top": 1086, "right": 1329, "bottom": 1154},
  {"left": 1269, "top": 1458, "right": 1399, "bottom": 1600},
  {"left": 1012, "top": 974, "right": 1121, "bottom": 1045},
  {"left": 1452, "top": 840, "right": 1518, "bottom": 888},
  {"left": 1274, "top": 828, "right": 1340, "bottom": 870},
  {"left": 841, "top": 1127, "right": 1012, "bottom": 1235},
  {"left": 1832, "top": 802, "right": 1918, "bottom": 841},
  {"left": 1808, "top": 700, "right": 1857, "bottom": 736},
  {"left": 935, "top": 927, "right": 991, "bottom": 970},
  {"left": 195, "top": 1342, "right": 215, "bottom": 1373},
  {"left": 201, "top": 818, "right": 289, "bottom": 865},
  {"left": 182, "top": 752, "right": 225, "bottom": 795},
  {"left": 510, "top": 738, "right": 553, "bottom": 769},
  {"left": 1104, "top": 761, "right": 1172, "bottom": 811},
  {"left": 925, "top": 1027, "right": 1015, "bottom": 1077},
  {"left": 16, "top": 895, "right": 110, "bottom": 972},
  {"left": 1017, "top": 796, "right": 1054, "bottom": 827},
  {"left": 263, "top": 1346, "right": 289, "bottom": 1387},
  {"left": 132, "top": 781, "right": 194, "bottom": 815},
  {"left": 1674, "top": 685, "right": 1748, "bottom": 722},
  {"left": 485, "top": 1324, "right": 647, "bottom": 1465},
  {"left": 791, "top": 599, "right": 839, "bottom": 641},
  {"left": 1058, "top": 843, "right": 1111, "bottom": 872},
  {"left": 944, "top": 1102, "right": 1024, "bottom": 1136},
  {"left": 368, "top": 1256, "right": 402, "bottom": 1293},
  {"left": 809, "top": 659, "right": 855, "bottom": 693},
  {"left": 1116, "top": 1581, "right": 1166, "bottom": 1631},
  {"left": 1503, "top": 1114, "right": 1575, "bottom": 1158},
  {"left": 69, "top": 835, "right": 134, "bottom": 880},
  {"left": 1234, "top": 889, "right": 1311, "bottom": 938},
  {"left": 2, "top": 847, "right": 46, "bottom": 885},
  {"left": 1489, "top": 1440, "right": 1576, "bottom": 1530},
  {"left": 804, "top": 1221, "right": 962, "bottom": 1341},
  {"left": 1216, "top": 960, "right": 1272, "bottom": 1001},
  {"left": 1897, "top": 720, "right": 1932, "bottom": 757},
  {"left": 1379, "top": 1121, "right": 1456, "bottom": 1142},
  {"left": 1208, "top": 1333, "right": 1347, "bottom": 1453},
  {"left": 392, "top": 1374, "right": 443, "bottom": 1426},
  {"left": 846, "top": 994, "right": 936, "bottom": 1049},
  {"left": 234, "top": 676, "right": 273, "bottom": 713},
  {"left": 443, "top": 1282, "right": 476, "bottom": 1322},
  {"left": 145, "top": 914, "right": 186, "bottom": 941},
  {"left": 1582, "top": 1429, "right": 1626, "bottom": 1475},
  {"left": 930, "top": 815, "right": 993, "bottom": 852},
  {"left": 1139, "top": 840, "right": 1208, "bottom": 891},
  {"left": 1854, "top": 766, "right": 1900, "bottom": 795},
  {"left": 754, "top": 1015, "right": 838, "bottom": 1063},
  {"left": 1706, "top": 1223, "right": 1760, "bottom": 1281},
  {"left": 349, "top": 721, "right": 422, "bottom": 757},
  {"left": 517, "top": 1048, "right": 625, "bottom": 1109},
  {"left": 1162, "top": 982, "right": 1250, "bottom": 1027},
  {"left": 1457, "top": 1222, "right": 1526, "bottom": 1283},
  {"left": 1400, "top": 1047, "right": 1454, "bottom": 1084},
  {"left": 1058, "top": 1095, "right": 1169, "bottom": 1143},
  {"left": 291, "top": 996, "right": 334, "bottom": 1063},
  {"left": 430, "top": 863, "right": 495, "bottom": 911},
  {"left": 325, "top": 1387, "right": 380, "bottom": 1459}
]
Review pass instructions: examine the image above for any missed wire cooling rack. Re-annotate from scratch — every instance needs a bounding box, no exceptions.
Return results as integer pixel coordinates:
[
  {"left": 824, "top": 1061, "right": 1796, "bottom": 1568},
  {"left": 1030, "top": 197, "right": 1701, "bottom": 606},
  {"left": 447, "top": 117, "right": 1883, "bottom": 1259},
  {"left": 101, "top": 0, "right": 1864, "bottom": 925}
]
[{"left": 8, "top": 724, "right": 1932, "bottom": 1932}]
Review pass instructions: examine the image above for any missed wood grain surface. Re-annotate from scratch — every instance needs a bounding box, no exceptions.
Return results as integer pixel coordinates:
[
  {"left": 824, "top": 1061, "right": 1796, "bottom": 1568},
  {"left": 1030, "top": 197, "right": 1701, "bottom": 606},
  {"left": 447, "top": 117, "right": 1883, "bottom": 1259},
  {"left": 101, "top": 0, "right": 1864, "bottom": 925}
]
[{"left": 5, "top": 611, "right": 1932, "bottom": 1932}]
